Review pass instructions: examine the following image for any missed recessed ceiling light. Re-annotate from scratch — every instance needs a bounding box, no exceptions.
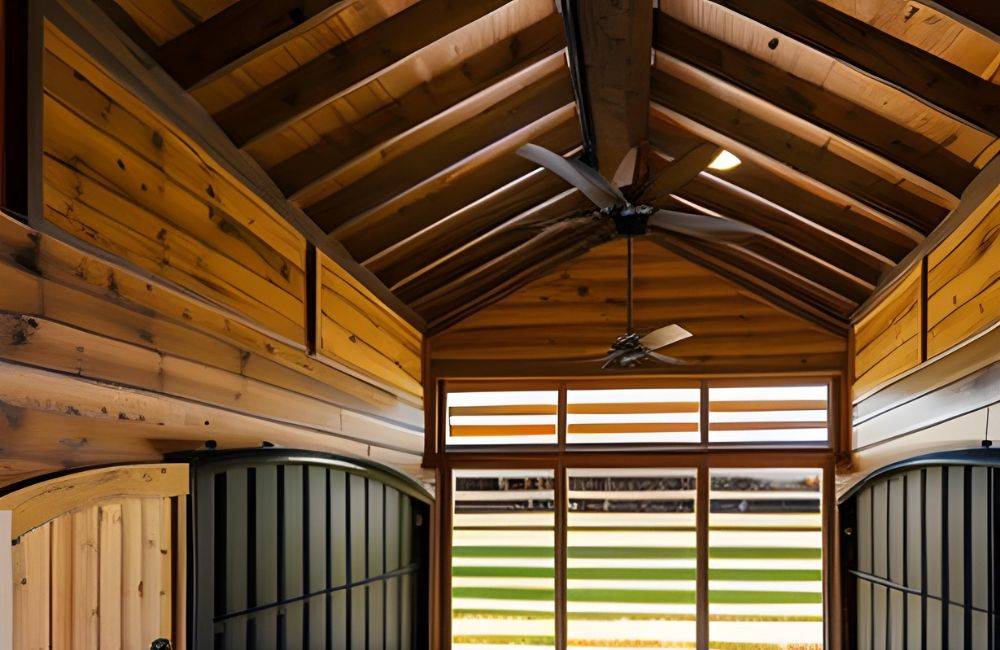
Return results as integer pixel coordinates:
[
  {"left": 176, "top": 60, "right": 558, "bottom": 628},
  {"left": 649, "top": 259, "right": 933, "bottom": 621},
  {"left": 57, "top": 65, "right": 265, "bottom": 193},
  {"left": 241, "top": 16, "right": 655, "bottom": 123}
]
[{"left": 708, "top": 150, "right": 741, "bottom": 171}]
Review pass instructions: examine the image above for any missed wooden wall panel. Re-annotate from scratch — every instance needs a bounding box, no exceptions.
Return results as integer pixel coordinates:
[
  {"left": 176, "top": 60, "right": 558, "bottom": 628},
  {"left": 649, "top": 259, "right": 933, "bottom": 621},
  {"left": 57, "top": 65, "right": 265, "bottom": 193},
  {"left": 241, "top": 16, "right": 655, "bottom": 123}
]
[
  {"left": 0, "top": 208, "right": 423, "bottom": 486},
  {"left": 318, "top": 251, "right": 423, "bottom": 398},
  {"left": 42, "top": 24, "right": 308, "bottom": 344},
  {"left": 11, "top": 496, "right": 180, "bottom": 650},
  {"left": 851, "top": 266, "right": 922, "bottom": 398},
  {"left": 431, "top": 238, "right": 846, "bottom": 375},
  {"left": 926, "top": 198, "right": 1000, "bottom": 357},
  {"left": 4, "top": 464, "right": 188, "bottom": 649}
]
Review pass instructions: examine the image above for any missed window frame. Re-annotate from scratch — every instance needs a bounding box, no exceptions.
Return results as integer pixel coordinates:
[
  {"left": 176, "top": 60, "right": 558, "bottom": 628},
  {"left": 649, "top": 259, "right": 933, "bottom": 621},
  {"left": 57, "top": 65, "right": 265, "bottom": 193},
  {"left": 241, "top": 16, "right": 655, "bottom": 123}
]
[{"left": 433, "top": 374, "right": 842, "bottom": 650}]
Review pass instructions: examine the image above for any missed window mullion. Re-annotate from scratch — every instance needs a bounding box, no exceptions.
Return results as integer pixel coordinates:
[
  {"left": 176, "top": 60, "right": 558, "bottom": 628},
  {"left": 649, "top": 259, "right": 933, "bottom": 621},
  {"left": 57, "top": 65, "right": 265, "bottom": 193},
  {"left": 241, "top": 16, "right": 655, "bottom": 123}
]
[
  {"left": 555, "top": 462, "right": 568, "bottom": 650},
  {"left": 697, "top": 462, "right": 710, "bottom": 650}
]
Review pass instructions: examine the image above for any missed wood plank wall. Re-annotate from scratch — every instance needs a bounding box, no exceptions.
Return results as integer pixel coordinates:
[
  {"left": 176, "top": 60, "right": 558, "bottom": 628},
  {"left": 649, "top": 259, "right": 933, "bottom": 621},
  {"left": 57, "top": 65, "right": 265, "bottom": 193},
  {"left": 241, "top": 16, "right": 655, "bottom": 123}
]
[
  {"left": 841, "top": 167, "right": 1000, "bottom": 496},
  {"left": 0, "top": 23, "right": 426, "bottom": 486},
  {"left": 850, "top": 180, "right": 1000, "bottom": 401},
  {"left": 318, "top": 251, "right": 423, "bottom": 398},
  {"left": 431, "top": 238, "right": 847, "bottom": 375},
  {"left": 43, "top": 24, "right": 307, "bottom": 344}
]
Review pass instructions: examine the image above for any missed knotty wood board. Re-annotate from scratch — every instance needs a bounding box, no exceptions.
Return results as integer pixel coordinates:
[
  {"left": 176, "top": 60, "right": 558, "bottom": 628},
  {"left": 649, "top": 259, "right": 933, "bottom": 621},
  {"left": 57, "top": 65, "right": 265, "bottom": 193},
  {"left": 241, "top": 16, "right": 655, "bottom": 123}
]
[
  {"left": 852, "top": 265, "right": 922, "bottom": 398},
  {"left": 431, "top": 238, "right": 846, "bottom": 374},
  {"left": 318, "top": 251, "right": 423, "bottom": 398}
]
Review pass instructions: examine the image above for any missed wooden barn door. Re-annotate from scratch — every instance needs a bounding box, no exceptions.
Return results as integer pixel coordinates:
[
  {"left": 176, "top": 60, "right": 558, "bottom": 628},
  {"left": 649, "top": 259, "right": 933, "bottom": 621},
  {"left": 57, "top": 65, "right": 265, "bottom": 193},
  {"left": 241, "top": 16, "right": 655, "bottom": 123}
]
[{"left": 0, "top": 464, "right": 189, "bottom": 650}]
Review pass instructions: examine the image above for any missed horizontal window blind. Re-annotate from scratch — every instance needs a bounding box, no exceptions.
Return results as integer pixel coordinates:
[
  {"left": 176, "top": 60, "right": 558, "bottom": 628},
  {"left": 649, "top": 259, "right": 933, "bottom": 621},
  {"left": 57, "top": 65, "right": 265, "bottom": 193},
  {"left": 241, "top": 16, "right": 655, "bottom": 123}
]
[
  {"left": 708, "top": 384, "right": 829, "bottom": 443},
  {"left": 566, "top": 387, "right": 701, "bottom": 444},
  {"left": 446, "top": 390, "right": 559, "bottom": 446}
]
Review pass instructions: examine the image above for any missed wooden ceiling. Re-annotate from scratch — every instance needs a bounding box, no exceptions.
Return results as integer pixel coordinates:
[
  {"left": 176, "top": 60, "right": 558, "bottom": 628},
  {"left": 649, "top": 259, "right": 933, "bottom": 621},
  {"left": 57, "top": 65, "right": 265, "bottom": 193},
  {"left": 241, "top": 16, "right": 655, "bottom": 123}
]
[{"left": 102, "top": 0, "right": 1000, "bottom": 337}]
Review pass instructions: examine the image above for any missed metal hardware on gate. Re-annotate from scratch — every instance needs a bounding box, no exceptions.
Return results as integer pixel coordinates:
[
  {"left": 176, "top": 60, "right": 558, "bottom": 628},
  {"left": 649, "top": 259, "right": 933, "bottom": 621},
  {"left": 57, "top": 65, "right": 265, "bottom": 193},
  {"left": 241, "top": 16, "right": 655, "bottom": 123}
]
[{"left": 150, "top": 639, "right": 171, "bottom": 650}]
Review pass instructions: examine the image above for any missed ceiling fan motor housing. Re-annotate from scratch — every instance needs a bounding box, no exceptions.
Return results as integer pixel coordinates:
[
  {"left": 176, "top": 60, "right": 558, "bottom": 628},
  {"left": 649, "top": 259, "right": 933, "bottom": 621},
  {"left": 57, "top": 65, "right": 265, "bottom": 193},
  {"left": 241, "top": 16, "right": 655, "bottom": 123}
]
[{"left": 607, "top": 204, "right": 654, "bottom": 236}]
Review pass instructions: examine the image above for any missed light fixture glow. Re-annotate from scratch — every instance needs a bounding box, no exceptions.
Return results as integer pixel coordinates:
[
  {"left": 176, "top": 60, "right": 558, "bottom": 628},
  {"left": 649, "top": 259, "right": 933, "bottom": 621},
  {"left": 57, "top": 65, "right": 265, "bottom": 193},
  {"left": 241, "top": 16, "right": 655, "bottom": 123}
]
[{"left": 708, "top": 150, "right": 741, "bottom": 171}]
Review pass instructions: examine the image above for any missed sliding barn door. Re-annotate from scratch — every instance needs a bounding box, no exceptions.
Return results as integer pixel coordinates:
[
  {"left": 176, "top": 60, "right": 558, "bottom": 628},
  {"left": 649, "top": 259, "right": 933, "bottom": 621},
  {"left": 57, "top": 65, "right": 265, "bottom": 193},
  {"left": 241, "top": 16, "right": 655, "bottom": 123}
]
[
  {"left": 1, "top": 464, "right": 189, "bottom": 650},
  {"left": 188, "top": 449, "right": 431, "bottom": 649}
]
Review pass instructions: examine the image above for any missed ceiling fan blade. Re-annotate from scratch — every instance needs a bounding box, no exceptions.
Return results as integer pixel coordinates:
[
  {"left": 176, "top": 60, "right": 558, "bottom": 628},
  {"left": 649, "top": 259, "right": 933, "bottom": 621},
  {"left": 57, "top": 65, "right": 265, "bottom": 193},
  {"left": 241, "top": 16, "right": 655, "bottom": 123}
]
[
  {"left": 612, "top": 146, "right": 639, "bottom": 188},
  {"left": 645, "top": 350, "right": 687, "bottom": 365},
  {"left": 639, "top": 324, "right": 693, "bottom": 351},
  {"left": 517, "top": 144, "right": 624, "bottom": 210},
  {"left": 648, "top": 209, "right": 764, "bottom": 244},
  {"left": 638, "top": 143, "right": 721, "bottom": 204}
]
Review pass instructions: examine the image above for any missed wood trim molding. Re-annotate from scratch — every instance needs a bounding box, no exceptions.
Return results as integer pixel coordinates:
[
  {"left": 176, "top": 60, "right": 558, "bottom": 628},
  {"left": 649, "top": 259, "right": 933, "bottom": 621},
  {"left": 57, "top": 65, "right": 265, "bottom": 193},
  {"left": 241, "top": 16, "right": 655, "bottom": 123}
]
[{"left": 0, "top": 463, "right": 189, "bottom": 539}]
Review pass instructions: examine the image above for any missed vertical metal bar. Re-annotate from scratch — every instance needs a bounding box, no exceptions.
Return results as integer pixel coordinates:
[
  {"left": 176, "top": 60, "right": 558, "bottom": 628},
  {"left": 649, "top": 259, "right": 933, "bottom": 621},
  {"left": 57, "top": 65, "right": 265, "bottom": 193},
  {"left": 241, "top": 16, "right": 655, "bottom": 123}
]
[
  {"left": 941, "top": 467, "right": 949, "bottom": 649},
  {"left": 696, "top": 462, "right": 710, "bottom": 650},
  {"left": 559, "top": 0, "right": 599, "bottom": 167},
  {"left": 626, "top": 236, "right": 634, "bottom": 333},
  {"left": 921, "top": 468, "right": 927, "bottom": 650},
  {"left": 555, "top": 462, "right": 568, "bottom": 650}
]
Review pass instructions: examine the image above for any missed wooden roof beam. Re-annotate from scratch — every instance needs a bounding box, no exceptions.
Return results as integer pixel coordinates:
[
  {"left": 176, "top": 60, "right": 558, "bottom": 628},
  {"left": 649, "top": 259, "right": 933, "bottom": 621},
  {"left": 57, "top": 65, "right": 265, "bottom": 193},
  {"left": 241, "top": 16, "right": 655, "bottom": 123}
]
[
  {"left": 269, "top": 16, "right": 566, "bottom": 201},
  {"left": 214, "top": 0, "right": 511, "bottom": 147},
  {"left": 649, "top": 102, "right": 927, "bottom": 248},
  {"left": 648, "top": 233, "right": 850, "bottom": 336},
  {"left": 365, "top": 164, "right": 574, "bottom": 284},
  {"left": 707, "top": 0, "right": 1000, "bottom": 135},
  {"left": 395, "top": 189, "right": 591, "bottom": 300},
  {"left": 330, "top": 107, "right": 581, "bottom": 262},
  {"left": 423, "top": 220, "right": 617, "bottom": 332},
  {"left": 653, "top": 13, "right": 979, "bottom": 199},
  {"left": 154, "top": 0, "right": 357, "bottom": 89},
  {"left": 309, "top": 69, "right": 575, "bottom": 235},
  {"left": 670, "top": 164, "right": 890, "bottom": 285},
  {"left": 650, "top": 69, "right": 949, "bottom": 235},
  {"left": 648, "top": 119, "right": 918, "bottom": 263},
  {"left": 660, "top": 194, "right": 875, "bottom": 303},
  {"left": 571, "top": 0, "right": 654, "bottom": 176}
]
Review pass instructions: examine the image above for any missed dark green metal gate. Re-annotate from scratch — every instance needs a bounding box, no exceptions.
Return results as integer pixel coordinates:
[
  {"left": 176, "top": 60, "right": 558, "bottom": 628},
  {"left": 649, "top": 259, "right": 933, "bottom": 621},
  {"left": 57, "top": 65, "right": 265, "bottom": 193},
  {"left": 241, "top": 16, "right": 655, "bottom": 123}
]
[{"left": 185, "top": 448, "right": 431, "bottom": 649}]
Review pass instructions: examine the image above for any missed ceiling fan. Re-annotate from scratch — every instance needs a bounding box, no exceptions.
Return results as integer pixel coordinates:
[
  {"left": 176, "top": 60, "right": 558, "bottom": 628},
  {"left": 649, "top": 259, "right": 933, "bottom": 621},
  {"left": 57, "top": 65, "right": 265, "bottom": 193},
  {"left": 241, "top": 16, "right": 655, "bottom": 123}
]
[{"left": 516, "top": 143, "right": 766, "bottom": 370}]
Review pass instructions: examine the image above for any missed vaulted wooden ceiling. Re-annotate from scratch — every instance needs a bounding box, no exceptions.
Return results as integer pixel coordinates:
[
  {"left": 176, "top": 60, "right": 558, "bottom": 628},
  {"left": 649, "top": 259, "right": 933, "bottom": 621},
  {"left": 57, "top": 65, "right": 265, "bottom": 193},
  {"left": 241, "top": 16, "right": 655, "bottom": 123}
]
[{"left": 102, "top": 0, "right": 1000, "bottom": 337}]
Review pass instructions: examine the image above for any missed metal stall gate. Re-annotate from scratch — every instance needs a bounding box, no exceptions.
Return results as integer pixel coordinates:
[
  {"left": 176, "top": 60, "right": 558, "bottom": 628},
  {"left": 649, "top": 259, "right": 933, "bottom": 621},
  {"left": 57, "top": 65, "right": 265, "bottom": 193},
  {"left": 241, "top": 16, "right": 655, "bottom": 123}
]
[
  {"left": 186, "top": 449, "right": 431, "bottom": 649},
  {"left": 840, "top": 448, "right": 999, "bottom": 650}
]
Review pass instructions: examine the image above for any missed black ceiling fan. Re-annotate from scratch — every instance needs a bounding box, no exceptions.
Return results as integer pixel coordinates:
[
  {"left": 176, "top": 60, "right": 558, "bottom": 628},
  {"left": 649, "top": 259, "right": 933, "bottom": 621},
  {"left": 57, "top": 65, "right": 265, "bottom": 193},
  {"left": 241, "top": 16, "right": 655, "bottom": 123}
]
[
  {"left": 517, "top": 143, "right": 764, "bottom": 242},
  {"left": 517, "top": 143, "right": 766, "bottom": 369}
]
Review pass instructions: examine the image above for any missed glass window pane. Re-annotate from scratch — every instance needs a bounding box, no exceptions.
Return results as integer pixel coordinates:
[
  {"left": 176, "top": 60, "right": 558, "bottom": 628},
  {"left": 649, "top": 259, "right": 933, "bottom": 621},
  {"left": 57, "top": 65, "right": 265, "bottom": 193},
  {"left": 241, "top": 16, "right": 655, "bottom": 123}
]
[
  {"left": 446, "top": 390, "right": 559, "bottom": 446},
  {"left": 566, "top": 468, "right": 697, "bottom": 648},
  {"left": 452, "top": 469, "right": 555, "bottom": 648},
  {"left": 708, "top": 384, "right": 829, "bottom": 443},
  {"left": 566, "top": 387, "right": 701, "bottom": 444},
  {"left": 709, "top": 468, "right": 824, "bottom": 649}
]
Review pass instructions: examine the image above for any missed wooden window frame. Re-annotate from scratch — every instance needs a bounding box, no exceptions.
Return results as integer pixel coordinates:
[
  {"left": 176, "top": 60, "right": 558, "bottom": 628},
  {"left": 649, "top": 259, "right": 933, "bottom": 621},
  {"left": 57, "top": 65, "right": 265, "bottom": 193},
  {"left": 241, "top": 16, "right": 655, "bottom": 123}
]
[{"left": 434, "top": 373, "right": 842, "bottom": 650}]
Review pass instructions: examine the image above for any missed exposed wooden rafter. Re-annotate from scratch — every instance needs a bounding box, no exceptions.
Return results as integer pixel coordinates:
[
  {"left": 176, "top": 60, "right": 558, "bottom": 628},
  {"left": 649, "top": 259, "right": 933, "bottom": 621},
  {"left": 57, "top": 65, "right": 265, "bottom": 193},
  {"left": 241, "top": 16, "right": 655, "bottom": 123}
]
[
  {"left": 425, "top": 219, "right": 617, "bottom": 331},
  {"left": 153, "top": 0, "right": 357, "bottom": 89},
  {"left": 311, "top": 69, "right": 575, "bottom": 233},
  {"left": 572, "top": 0, "right": 654, "bottom": 176},
  {"left": 708, "top": 0, "right": 1000, "bottom": 135},
  {"left": 214, "top": 0, "right": 510, "bottom": 147},
  {"left": 395, "top": 188, "right": 591, "bottom": 300},
  {"left": 334, "top": 106, "right": 581, "bottom": 262},
  {"left": 649, "top": 233, "right": 850, "bottom": 336},
  {"left": 271, "top": 16, "right": 567, "bottom": 201},
  {"left": 650, "top": 69, "right": 949, "bottom": 235},
  {"left": 653, "top": 13, "right": 979, "bottom": 199}
]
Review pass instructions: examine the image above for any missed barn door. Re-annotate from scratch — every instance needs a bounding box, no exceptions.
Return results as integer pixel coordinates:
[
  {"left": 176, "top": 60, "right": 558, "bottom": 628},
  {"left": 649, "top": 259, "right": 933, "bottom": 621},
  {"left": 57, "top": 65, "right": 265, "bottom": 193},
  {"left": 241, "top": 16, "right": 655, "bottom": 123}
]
[
  {"left": 187, "top": 449, "right": 431, "bottom": 649},
  {"left": 0, "top": 464, "right": 189, "bottom": 650}
]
